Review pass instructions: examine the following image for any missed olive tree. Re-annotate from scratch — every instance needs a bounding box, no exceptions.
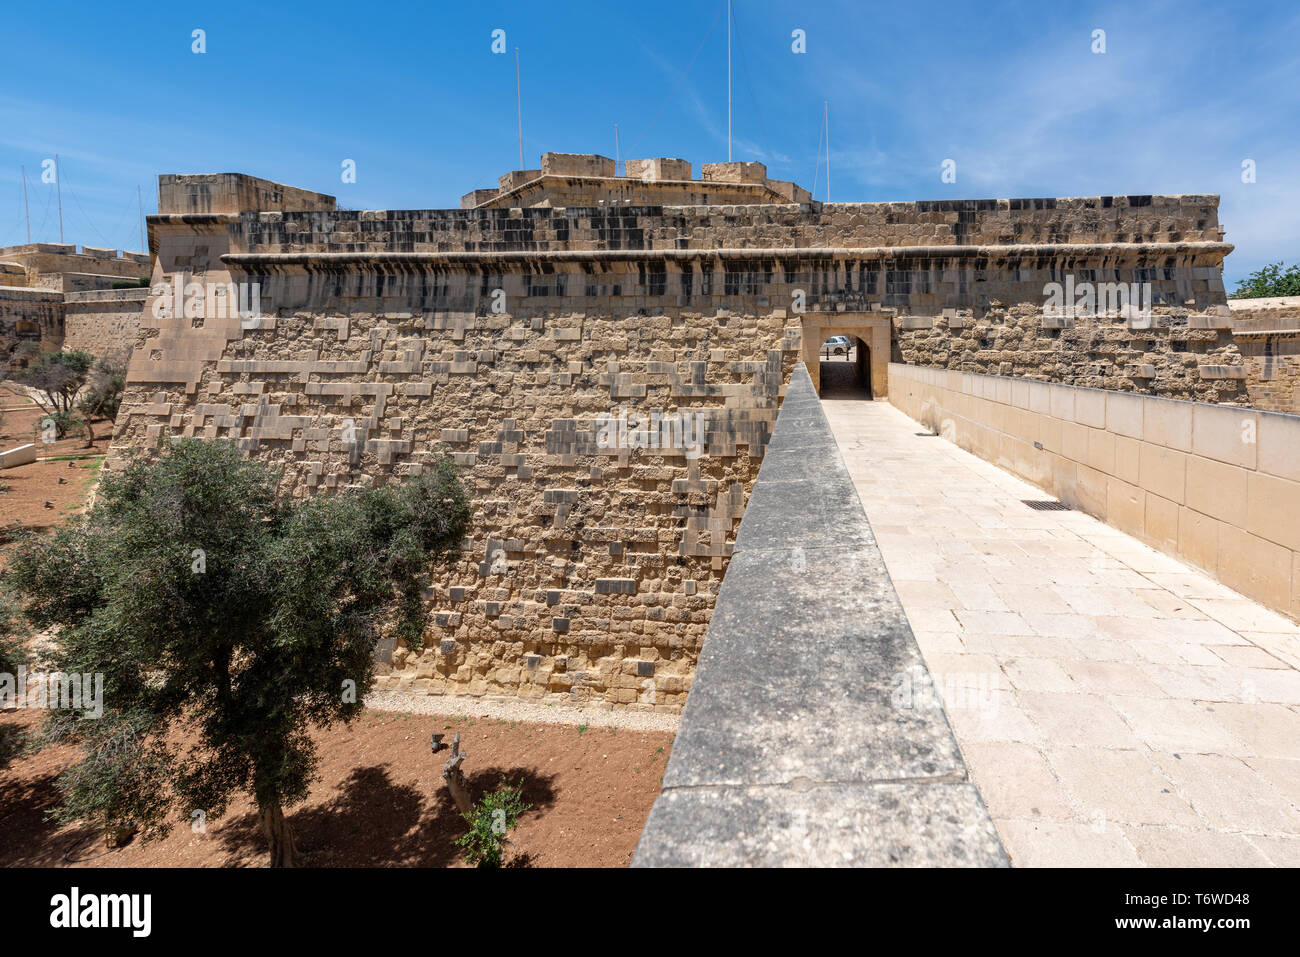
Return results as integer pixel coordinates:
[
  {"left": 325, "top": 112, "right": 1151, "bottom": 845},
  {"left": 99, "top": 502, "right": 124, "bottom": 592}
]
[
  {"left": 0, "top": 603, "right": 27, "bottom": 771},
  {"left": 6, "top": 439, "right": 469, "bottom": 866},
  {"left": 76, "top": 356, "right": 128, "bottom": 447},
  {"left": 10, "top": 349, "right": 94, "bottom": 439}
]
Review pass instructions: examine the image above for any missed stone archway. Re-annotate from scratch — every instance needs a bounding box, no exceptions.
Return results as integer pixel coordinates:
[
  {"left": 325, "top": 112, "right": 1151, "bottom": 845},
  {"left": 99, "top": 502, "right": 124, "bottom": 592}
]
[
  {"left": 801, "top": 313, "right": 893, "bottom": 398},
  {"left": 818, "top": 334, "right": 872, "bottom": 397}
]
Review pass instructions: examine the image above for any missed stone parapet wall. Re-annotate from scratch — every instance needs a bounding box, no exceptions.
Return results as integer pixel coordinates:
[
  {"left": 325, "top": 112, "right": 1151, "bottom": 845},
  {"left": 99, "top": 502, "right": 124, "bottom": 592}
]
[
  {"left": 157, "top": 173, "right": 337, "bottom": 215},
  {"left": 1228, "top": 295, "right": 1300, "bottom": 329},
  {"left": 228, "top": 194, "right": 1223, "bottom": 255},
  {"left": 0, "top": 243, "right": 152, "bottom": 362},
  {"left": 0, "top": 243, "right": 150, "bottom": 283},
  {"left": 890, "top": 362, "right": 1300, "bottom": 628},
  {"left": 634, "top": 364, "right": 1007, "bottom": 866},
  {"left": 0, "top": 263, "right": 28, "bottom": 287},
  {"left": 463, "top": 154, "right": 811, "bottom": 208},
  {"left": 468, "top": 176, "right": 805, "bottom": 210}
]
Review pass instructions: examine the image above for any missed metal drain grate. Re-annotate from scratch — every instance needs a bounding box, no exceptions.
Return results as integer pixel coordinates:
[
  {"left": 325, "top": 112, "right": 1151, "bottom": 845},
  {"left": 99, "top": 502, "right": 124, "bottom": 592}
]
[{"left": 1023, "top": 499, "right": 1071, "bottom": 511}]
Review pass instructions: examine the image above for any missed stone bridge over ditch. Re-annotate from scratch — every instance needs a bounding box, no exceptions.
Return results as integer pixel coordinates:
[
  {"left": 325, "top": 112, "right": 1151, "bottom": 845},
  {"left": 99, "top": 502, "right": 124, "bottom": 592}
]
[{"left": 636, "top": 360, "right": 1300, "bottom": 867}]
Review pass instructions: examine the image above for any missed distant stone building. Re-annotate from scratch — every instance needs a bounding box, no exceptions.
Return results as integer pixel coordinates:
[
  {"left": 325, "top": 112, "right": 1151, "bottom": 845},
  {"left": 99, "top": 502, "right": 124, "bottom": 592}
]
[
  {"left": 1227, "top": 296, "right": 1300, "bottom": 412},
  {"left": 105, "top": 156, "right": 1250, "bottom": 709},
  {"left": 0, "top": 242, "right": 151, "bottom": 364}
]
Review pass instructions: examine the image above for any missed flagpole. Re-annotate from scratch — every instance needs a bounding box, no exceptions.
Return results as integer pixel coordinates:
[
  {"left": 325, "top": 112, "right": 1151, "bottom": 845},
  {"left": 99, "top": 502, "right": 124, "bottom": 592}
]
[
  {"left": 21, "top": 165, "right": 31, "bottom": 243},
  {"left": 726, "top": 0, "right": 732, "bottom": 162},
  {"left": 515, "top": 47, "right": 524, "bottom": 170},
  {"left": 55, "top": 153, "right": 64, "bottom": 243}
]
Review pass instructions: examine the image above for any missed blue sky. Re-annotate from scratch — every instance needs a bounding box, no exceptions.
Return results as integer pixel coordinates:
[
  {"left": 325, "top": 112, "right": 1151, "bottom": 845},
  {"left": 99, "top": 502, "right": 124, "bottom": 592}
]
[{"left": 1, "top": 0, "right": 1296, "bottom": 289}]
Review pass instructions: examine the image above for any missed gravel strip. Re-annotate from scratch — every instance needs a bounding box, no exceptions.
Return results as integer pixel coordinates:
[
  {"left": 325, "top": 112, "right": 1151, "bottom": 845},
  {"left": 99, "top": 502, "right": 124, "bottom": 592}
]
[{"left": 365, "top": 690, "right": 680, "bottom": 733}]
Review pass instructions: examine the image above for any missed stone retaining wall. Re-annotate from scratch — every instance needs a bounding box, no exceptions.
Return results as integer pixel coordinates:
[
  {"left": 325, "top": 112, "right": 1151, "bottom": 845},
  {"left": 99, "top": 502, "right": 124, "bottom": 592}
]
[
  {"left": 0, "top": 286, "right": 62, "bottom": 359},
  {"left": 890, "top": 362, "right": 1300, "bottom": 626}
]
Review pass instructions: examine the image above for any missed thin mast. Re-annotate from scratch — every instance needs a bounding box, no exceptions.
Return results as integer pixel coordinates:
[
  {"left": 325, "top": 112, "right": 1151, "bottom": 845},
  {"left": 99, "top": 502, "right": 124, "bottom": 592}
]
[
  {"left": 515, "top": 47, "right": 524, "bottom": 170},
  {"left": 727, "top": 0, "right": 732, "bottom": 162},
  {"left": 138, "top": 184, "right": 145, "bottom": 251},
  {"left": 21, "top": 165, "right": 30, "bottom": 243},
  {"left": 55, "top": 153, "right": 63, "bottom": 243},
  {"left": 824, "top": 100, "right": 830, "bottom": 202}
]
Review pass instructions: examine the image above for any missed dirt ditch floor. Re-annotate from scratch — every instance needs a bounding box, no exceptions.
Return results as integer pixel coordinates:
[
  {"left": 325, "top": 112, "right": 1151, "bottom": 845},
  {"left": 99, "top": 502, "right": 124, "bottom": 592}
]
[
  {"left": 0, "top": 389, "right": 108, "bottom": 540},
  {"left": 0, "top": 707, "right": 673, "bottom": 868}
]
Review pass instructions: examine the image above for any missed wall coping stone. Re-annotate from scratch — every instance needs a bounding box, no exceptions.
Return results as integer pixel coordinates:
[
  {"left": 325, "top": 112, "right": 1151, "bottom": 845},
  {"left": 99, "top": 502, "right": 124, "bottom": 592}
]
[
  {"left": 891, "top": 361, "right": 1300, "bottom": 423},
  {"left": 220, "top": 241, "right": 1233, "bottom": 271},
  {"left": 632, "top": 363, "right": 1007, "bottom": 867},
  {"left": 64, "top": 288, "right": 151, "bottom": 304}
]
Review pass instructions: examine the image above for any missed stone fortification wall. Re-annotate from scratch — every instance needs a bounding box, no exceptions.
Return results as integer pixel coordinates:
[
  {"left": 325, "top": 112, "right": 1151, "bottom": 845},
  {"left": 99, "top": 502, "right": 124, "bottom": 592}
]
[
  {"left": 103, "top": 171, "right": 1242, "bottom": 709},
  {"left": 62, "top": 287, "right": 150, "bottom": 359}
]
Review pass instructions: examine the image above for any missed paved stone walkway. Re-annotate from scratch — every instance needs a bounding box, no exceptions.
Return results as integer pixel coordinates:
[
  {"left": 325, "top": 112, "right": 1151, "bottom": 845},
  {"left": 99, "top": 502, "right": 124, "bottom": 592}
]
[{"left": 823, "top": 395, "right": 1300, "bottom": 867}]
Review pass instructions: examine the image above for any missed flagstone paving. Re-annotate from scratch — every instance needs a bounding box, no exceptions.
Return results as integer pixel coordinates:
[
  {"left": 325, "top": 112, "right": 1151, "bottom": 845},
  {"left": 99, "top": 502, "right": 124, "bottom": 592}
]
[{"left": 823, "top": 394, "right": 1300, "bottom": 867}]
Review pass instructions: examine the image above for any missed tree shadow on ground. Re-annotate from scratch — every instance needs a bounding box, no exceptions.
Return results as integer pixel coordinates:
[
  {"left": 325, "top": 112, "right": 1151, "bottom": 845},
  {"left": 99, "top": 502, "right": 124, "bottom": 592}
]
[
  {"left": 215, "top": 763, "right": 557, "bottom": 868},
  {"left": 0, "top": 767, "right": 103, "bottom": 866}
]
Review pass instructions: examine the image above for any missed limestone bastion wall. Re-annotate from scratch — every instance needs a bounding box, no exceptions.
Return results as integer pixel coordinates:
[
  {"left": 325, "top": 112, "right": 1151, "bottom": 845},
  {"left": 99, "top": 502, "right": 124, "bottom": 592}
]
[
  {"left": 1228, "top": 297, "right": 1300, "bottom": 414},
  {"left": 241, "top": 191, "right": 1243, "bottom": 405},
  {"left": 107, "top": 208, "right": 815, "bottom": 711},
  {"left": 104, "top": 177, "right": 1242, "bottom": 710},
  {"left": 0, "top": 243, "right": 151, "bottom": 362},
  {"left": 63, "top": 287, "right": 149, "bottom": 359}
]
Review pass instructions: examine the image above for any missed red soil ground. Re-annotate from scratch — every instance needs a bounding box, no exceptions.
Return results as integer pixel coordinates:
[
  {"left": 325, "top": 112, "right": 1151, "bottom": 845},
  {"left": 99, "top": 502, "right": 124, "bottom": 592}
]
[
  {"left": 0, "top": 387, "right": 109, "bottom": 540},
  {"left": 0, "top": 707, "right": 673, "bottom": 868}
]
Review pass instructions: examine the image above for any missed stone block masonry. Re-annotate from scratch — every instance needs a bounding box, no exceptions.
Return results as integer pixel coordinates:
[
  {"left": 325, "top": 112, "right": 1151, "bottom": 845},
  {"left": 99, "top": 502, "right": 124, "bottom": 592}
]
[
  {"left": 110, "top": 293, "right": 796, "bottom": 710},
  {"left": 895, "top": 300, "right": 1247, "bottom": 405},
  {"left": 0, "top": 287, "right": 62, "bottom": 357},
  {"left": 1229, "top": 297, "right": 1300, "bottom": 413},
  {"left": 109, "top": 176, "right": 814, "bottom": 712},
  {"left": 63, "top": 287, "right": 150, "bottom": 359}
]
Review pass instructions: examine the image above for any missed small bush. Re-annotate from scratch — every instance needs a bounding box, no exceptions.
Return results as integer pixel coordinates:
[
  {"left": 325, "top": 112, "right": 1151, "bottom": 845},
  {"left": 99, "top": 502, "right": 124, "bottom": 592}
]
[
  {"left": 78, "top": 357, "right": 127, "bottom": 425},
  {"left": 0, "top": 598, "right": 29, "bottom": 770},
  {"left": 1233, "top": 262, "right": 1300, "bottom": 299},
  {"left": 35, "top": 410, "right": 83, "bottom": 441},
  {"left": 455, "top": 780, "right": 530, "bottom": 868}
]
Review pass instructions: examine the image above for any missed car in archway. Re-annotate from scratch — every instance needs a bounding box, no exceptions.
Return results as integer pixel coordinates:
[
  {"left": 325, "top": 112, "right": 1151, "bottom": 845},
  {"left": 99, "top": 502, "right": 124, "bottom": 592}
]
[{"left": 823, "top": 335, "right": 852, "bottom": 356}]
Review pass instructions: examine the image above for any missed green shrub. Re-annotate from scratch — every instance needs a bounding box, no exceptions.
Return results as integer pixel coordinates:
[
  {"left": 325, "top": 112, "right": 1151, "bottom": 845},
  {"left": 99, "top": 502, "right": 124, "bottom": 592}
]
[
  {"left": 455, "top": 780, "right": 530, "bottom": 867},
  {"left": 0, "top": 596, "right": 29, "bottom": 770},
  {"left": 36, "top": 410, "right": 83, "bottom": 441}
]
